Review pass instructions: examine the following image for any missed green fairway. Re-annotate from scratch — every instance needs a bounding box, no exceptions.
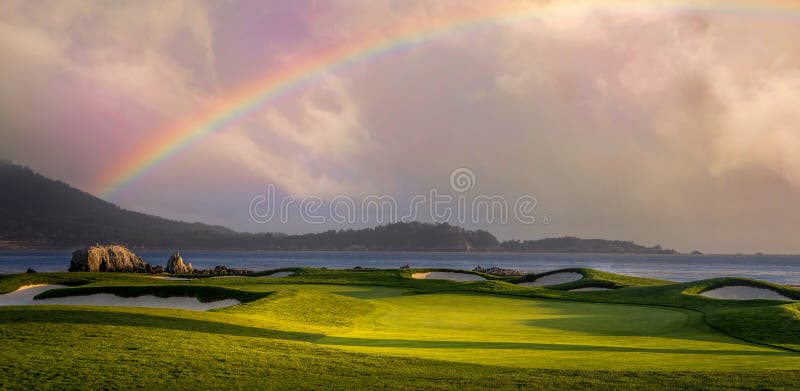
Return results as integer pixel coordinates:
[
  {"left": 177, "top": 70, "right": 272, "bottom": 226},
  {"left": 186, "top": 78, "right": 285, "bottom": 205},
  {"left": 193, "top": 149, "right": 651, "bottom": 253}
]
[
  {"left": 1, "top": 268, "right": 799, "bottom": 389},
  {"left": 314, "top": 293, "right": 797, "bottom": 370}
]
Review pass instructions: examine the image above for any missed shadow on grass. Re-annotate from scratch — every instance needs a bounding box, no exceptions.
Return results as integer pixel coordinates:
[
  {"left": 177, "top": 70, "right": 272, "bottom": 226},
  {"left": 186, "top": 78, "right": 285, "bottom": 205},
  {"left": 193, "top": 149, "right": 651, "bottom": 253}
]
[
  {"left": 315, "top": 336, "right": 796, "bottom": 356},
  {"left": 706, "top": 304, "right": 800, "bottom": 349},
  {"left": 518, "top": 300, "right": 694, "bottom": 337},
  {"left": 2, "top": 307, "right": 795, "bottom": 358},
  {"left": 223, "top": 283, "right": 411, "bottom": 300},
  {"left": 0, "top": 307, "right": 321, "bottom": 342},
  {"left": 331, "top": 286, "right": 411, "bottom": 300}
]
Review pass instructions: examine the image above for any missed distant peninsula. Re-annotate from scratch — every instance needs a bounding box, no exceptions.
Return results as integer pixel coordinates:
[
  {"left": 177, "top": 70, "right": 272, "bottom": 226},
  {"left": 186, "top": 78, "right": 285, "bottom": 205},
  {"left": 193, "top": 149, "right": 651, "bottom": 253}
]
[{"left": 0, "top": 161, "right": 675, "bottom": 254}]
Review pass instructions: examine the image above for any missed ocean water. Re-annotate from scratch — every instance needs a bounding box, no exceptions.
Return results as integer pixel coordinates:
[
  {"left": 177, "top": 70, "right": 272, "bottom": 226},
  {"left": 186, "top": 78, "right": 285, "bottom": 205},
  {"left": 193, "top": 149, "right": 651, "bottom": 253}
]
[{"left": 2, "top": 250, "right": 799, "bottom": 285}]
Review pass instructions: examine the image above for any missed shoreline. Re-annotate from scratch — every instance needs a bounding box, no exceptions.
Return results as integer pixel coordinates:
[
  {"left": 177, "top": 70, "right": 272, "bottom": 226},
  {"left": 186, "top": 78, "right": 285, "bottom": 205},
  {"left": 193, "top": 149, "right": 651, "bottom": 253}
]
[{"left": 0, "top": 248, "right": 792, "bottom": 256}]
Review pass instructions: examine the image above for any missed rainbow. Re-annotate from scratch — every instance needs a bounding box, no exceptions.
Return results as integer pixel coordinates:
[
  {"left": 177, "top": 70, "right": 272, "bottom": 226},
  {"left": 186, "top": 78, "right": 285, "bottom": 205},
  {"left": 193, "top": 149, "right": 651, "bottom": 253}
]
[{"left": 93, "top": 0, "right": 800, "bottom": 198}]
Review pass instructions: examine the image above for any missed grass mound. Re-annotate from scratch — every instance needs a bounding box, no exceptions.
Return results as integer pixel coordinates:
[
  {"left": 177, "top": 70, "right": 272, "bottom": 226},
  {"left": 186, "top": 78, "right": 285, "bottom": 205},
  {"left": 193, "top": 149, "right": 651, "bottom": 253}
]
[
  {"left": 250, "top": 267, "right": 302, "bottom": 277},
  {"left": 0, "top": 273, "right": 93, "bottom": 294},
  {"left": 706, "top": 303, "right": 800, "bottom": 351},
  {"left": 225, "top": 289, "right": 376, "bottom": 329}
]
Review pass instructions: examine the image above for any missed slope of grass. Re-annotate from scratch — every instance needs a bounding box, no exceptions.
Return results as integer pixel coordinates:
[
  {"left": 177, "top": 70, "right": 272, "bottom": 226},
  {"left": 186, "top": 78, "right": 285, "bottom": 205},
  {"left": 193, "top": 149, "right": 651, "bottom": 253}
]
[
  {"left": 2, "top": 306, "right": 799, "bottom": 390},
  {"left": 705, "top": 303, "right": 800, "bottom": 351},
  {"left": 222, "top": 289, "right": 376, "bottom": 329},
  {"left": 1, "top": 268, "right": 799, "bottom": 389},
  {"left": 4, "top": 268, "right": 798, "bottom": 349},
  {"left": 0, "top": 272, "right": 212, "bottom": 293},
  {"left": 0, "top": 272, "right": 95, "bottom": 293},
  {"left": 313, "top": 292, "right": 799, "bottom": 371}
]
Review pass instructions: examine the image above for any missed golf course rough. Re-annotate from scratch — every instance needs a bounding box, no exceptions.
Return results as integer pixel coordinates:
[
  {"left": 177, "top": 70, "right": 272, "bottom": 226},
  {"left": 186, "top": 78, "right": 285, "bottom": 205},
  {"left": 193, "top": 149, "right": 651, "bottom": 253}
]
[{"left": 1, "top": 268, "right": 799, "bottom": 389}]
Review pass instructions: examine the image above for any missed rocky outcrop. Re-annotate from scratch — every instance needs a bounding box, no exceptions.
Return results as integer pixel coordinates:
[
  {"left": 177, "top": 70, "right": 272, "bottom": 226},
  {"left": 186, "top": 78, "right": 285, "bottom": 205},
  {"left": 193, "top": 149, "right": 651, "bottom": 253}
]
[
  {"left": 69, "top": 245, "right": 148, "bottom": 272},
  {"left": 166, "top": 252, "right": 193, "bottom": 274},
  {"left": 472, "top": 266, "right": 523, "bottom": 277}
]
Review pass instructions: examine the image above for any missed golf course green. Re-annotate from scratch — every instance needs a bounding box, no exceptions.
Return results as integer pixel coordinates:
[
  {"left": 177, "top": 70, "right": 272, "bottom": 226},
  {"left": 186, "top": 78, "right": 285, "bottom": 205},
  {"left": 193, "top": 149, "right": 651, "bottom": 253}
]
[{"left": 1, "top": 268, "right": 799, "bottom": 389}]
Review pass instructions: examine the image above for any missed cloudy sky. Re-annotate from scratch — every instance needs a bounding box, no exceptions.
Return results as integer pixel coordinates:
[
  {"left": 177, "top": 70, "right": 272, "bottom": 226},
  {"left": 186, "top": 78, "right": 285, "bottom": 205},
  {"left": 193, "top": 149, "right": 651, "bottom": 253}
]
[{"left": 2, "top": 0, "right": 800, "bottom": 253}]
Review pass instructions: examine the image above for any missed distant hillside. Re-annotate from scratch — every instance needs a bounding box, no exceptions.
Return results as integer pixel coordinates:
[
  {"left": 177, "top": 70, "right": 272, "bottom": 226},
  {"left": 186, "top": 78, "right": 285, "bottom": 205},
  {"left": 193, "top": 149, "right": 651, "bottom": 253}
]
[
  {"left": 0, "top": 161, "right": 675, "bottom": 253},
  {"left": 501, "top": 237, "right": 675, "bottom": 254},
  {"left": 0, "top": 162, "right": 495, "bottom": 250},
  {"left": 263, "top": 222, "right": 499, "bottom": 252},
  {"left": 0, "top": 161, "right": 241, "bottom": 248}
]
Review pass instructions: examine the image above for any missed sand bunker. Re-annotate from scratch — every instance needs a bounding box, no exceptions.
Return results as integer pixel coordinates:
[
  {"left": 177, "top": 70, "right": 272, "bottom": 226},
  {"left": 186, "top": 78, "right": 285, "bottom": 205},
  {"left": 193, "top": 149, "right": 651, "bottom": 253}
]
[
  {"left": 700, "top": 286, "right": 794, "bottom": 301},
  {"left": 0, "top": 284, "right": 66, "bottom": 306},
  {"left": 569, "top": 287, "right": 612, "bottom": 292},
  {"left": 150, "top": 276, "right": 191, "bottom": 281},
  {"left": 263, "top": 271, "right": 295, "bottom": 278},
  {"left": 39, "top": 294, "right": 239, "bottom": 310},
  {"left": 411, "top": 272, "right": 486, "bottom": 282},
  {"left": 519, "top": 272, "right": 583, "bottom": 287},
  {"left": 0, "top": 284, "right": 239, "bottom": 310}
]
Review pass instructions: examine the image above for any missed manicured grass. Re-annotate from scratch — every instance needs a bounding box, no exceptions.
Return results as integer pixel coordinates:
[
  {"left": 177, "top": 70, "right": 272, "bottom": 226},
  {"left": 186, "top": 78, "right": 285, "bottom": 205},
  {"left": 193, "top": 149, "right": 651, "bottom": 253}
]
[
  {"left": 224, "top": 289, "right": 377, "bottom": 329},
  {"left": 706, "top": 303, "right": 800, "bottom": 351},
  {"left": 0, "top": 268, "right": 799, "bottom": 389},
  {"left": 2, "top": 307, "right": 798, "bottom": 390},
  {"left": 0, "top": 273, "right": 96, "bottom": 293},
  {"left": 320, "top": 293, "right": 797, "bottom": 370}
]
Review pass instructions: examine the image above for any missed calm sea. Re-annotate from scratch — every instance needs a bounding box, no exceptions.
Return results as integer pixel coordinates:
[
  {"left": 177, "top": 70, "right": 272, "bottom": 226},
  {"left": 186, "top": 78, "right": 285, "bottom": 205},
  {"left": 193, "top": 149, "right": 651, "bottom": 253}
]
[{"left": 1, "top": 250, "right": 799, "bottom": 285}]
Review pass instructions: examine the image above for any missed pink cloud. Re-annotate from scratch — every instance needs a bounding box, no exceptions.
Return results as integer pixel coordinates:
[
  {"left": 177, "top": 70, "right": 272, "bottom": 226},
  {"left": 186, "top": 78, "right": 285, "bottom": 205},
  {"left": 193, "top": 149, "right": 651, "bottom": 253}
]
[{"left": 3, "top": 1, "right": 800, "bottom": 252}]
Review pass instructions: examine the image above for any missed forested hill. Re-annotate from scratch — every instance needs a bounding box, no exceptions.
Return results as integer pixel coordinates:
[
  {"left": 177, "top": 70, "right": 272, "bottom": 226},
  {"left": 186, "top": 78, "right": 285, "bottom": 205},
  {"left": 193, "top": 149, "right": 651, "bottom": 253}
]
[
  {"left": 0, "top": 161, "right": 238, "bottom": 248},
  {"left": 501, "top": 237, "right": 675, "bottom": 254},
  {"left": 0, "top": 161, "right": 675, "bottom": 253}
]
